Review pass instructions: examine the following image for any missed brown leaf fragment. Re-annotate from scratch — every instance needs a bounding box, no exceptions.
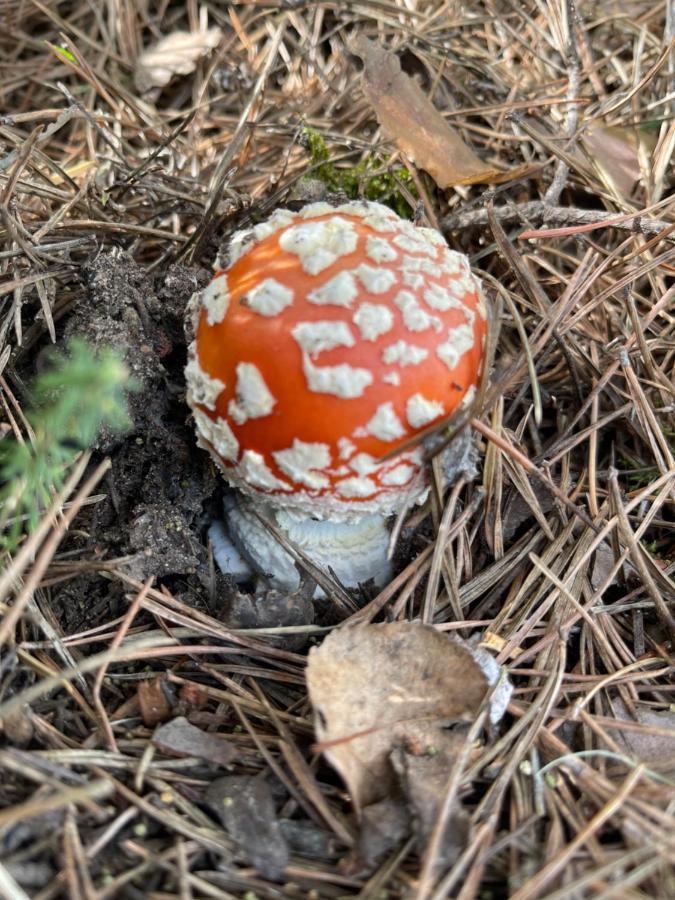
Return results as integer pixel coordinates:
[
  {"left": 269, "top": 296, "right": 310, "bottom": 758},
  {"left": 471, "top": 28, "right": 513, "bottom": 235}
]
[
  {"left": 222, "top": 582, "right": 314, "bottom": 651},
  {"left": 354, "top": 797, "right": 411, "bottom": 872},
  {"left": 205, "top": 776, "right": 289, "bottom": 880},
  {"left": 138, "top": 676, "right": 172, "bottom": 728},
  {"left": 581, "top": 124, "right": 656, "bottom": 200},
  {"left": 501, "top": 477, "right": 556, "bottom": 542},
  {"left": 279, "top": 819, "right": 339, "bottom": 860},
  {"left": 590, "top": 541, "right": 621, "bottom": 592},
  {"left": 351, "top": 35, "right": 503, "bottom": 187},
  {"left": 609, "top": 699, "right": 675, "bottom": 776},
  {"left": 152, "top": 716, "right": 237, "bottom": 767},
  {"left": 177, "top": 681, "right": 210, "bottom": 712},
  {"left": 391, "top": 743, "right": 471, "bottom": 869},
  {"left": 0, "top": 705, "right": 34, "bottom": 746},
  {"left": 306, "top": 622, "right": 491, "bottom": 811}
]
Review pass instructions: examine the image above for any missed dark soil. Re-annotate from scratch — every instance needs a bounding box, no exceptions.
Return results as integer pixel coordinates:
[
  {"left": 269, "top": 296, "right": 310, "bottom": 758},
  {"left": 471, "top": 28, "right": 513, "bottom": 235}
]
[{"left": 52, "top": 253, "right": 219, "bottom": 631}]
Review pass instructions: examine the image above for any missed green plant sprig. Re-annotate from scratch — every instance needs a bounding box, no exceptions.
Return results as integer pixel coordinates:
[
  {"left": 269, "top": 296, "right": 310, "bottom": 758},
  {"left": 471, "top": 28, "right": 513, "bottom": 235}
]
[
  {"left": 0, "top": 339, "right": 135, "bottom": 550},
  {"left": 301, "top": 126, "right": 417, "bottom": 218}
]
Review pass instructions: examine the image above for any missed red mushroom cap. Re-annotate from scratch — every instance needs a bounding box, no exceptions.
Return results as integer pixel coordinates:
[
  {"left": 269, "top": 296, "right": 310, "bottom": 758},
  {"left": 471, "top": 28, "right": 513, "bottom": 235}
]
[{"left": 186, "top": 201, "right": 487, "bottom": 517}]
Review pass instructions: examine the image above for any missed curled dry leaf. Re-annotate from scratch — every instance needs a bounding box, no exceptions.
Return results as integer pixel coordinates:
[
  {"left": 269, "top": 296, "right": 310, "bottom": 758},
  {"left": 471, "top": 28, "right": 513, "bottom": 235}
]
[
  {"left": 0, "top": 705, "right": 34, "bottom": 746},
  {"left": 391, "top": 744, "right": 470, "bottom": 867},
  {"left": 138, "top": 675, "right": 172, "bottom": 728},
  {"left": 222, "top": 581, "right": 314, "bottom": 651},
  {"left": 351, "top": 35, "right": 503, "bottom": 188},
  {"left": 609, "top": 699, "right": 675, "bottom": 777},
  {"left": 205, "top": 776, "right": 289, "bottom": 880},
  {"left": 306, "top": 621, "right": 510, "bottom": 812},
  {"left": 356, "top": 797, "right": 411, "bottom": 870},
  {"left": 152, "top": 716, "right": 237, "bottom": 767},
  {"left": 580, "top": 124, "right": 656, "bottom": 200},
  {"left": 135, "top": 28, "right": 222, "bottom": 92}
]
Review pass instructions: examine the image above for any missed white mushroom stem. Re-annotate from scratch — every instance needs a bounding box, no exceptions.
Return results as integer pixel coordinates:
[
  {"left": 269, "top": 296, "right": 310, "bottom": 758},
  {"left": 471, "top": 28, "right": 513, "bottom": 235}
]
[
  {"left": 208, "top": 520, "right": 253, "bottom": 581},
  {"left": 209, "top": 431, "right": 477, "bottom": 595},
  {"left": 213, "top": 493, "right": 392, "bottom": 594}
]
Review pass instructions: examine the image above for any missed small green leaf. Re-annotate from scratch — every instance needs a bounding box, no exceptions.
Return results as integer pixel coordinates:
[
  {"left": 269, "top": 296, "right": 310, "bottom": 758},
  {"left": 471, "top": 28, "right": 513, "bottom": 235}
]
[{"left": 45, "top": 41, "right": 78, "bottom": 65}]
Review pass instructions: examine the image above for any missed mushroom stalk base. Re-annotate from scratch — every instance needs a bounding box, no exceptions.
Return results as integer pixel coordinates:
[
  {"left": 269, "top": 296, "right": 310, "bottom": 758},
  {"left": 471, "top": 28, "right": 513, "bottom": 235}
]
[{"left": 211, "top": 493, "right": 393, "bottom": 594}]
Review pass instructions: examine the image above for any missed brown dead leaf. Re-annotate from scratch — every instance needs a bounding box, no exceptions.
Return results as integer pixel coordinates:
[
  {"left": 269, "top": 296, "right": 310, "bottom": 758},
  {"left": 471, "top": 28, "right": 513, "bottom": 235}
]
[
  {"left": 391, "top": 744, "right": 470, "bottom": 867},
  {"left": 205, "top": 776, "right": 289, "bottom": 880},
  {"left": 138, "top": 676, "right": 172, "bottom": 728},
  {"left": 223, "top": 583, "right": 314, "bottom": 652},
  {"left": 177, "top": 681, "right": 210, "bottom": 712},
  {"left": 581, "top": 124, "right": 657, "bottom": 200},
  {"left": 0, "top": 704, "right": 34, "bottom": 746},
  {"left": 609, "top": 699, "right": 675, "bottom": 776},
  {"left": 351, "top": 36, "right": 504, "bottom": 187},
  {"left": 152, "top": 716, "right": 237, "bottom": 767},
  {"left": 135, "top": 28, "right": 222, "bottom": 92},
  {"left": 306, "top": 622, "right": 498, "bottom": 811},
  {"left": 353, "top": 797, "right": 411, "bottom": 871}
]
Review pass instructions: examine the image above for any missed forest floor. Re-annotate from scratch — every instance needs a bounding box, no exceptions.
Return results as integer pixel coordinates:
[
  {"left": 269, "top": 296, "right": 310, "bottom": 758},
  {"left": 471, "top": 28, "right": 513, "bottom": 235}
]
[{"left": 0, "top": 1, "right": 674, "bottom": 898}]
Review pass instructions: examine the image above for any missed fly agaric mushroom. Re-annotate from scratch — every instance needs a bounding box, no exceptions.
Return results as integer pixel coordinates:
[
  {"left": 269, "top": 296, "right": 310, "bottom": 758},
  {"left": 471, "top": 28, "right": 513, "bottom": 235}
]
[{"left": 185, "top": 200, "right": 487, "bottom": 592}]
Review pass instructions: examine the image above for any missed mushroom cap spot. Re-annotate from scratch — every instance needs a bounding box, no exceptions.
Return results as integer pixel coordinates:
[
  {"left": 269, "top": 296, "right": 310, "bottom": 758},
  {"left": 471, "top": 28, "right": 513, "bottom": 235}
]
[
  {"left": 303, "top": 355, "right": 374, "bottom": 399},
  {"left": 380, "top": 462, "right": 416, "bottom": 486},
  {"left": 337, "top": 437, "right": 357, "bottom": 460},
  {"left": 292, "top": 320, "right": 355, "bottom": 356},
  {"left": 307, "top": 270, "right": 359, "bottom": 308},
  {"left": 416, "top": 226, "right": 447, "bottom": 246},
  {"left": 402, "top": 270, "right": 425, "bottom": 290},
  {"left": 186, "top": 200, "right": 487, "bottom": 515},
  {"left": 347, "top": 452, "right": 378, "bottom": 477},
  {"left": 461, "top": 384, "right": 477, "bottom": 409},
  {"left": 228, "top": 362, "right": 276, "bottom": 425},
  {"left": 436, "top": 324, "right": 476, "bottom": 371},
  {"left": 352, "top": 302, "right": 394, "bottom": 341},
  {"left": 366, "top": 402, "right": 406, "bottom": 442},
  {"left": 185, "top": 355, "right": 224, "bottom": 411},
  {"left": 302, "top": 248, "right": 340, "bottom": 275},
  {"left": 298, "top": 202, "right": 335, "bottom": 217},
  {"left": 355, "top": 264, "right": 398, "bottom": 294},
  {"left": 454, "top": 271, "right": 477, "bottom": 295},
  {"left": 245, "top": 278, "right": 294, "bottom": 316},
  {"left": 366, "top": 235, "right": 398, "bottom": 263},
  {"left": 227, "top": 229, "right": 254, "bottom": 265},
  {"left": 240, "top": 450, "right": 293, "bottom": 491},
  {"left": 393, "top": 232, "right": 437, "bottom": 257},
  {"left": 279, "top": 217, "right": 358, "bottom": 275},
  {"left": 394, "top": 290, "right": 442, "bottom": 333},
  {"left": 362, "top": 214, "right": 398, "bottom": 233},
  {"left": 336, "top": 475, "right": 379, "bottom": 498},
  {"left": 252, "top": 210, "right": 296, "bottom": 242},
  {"left": 382, "top": 340, "right": 429, "bottom": 367},
  {"left": 423, "top": 282, "right": 469, "bottom": 313},
  {"left": 227, "top": 208, "right": 298, "bottom": 264},
  {"left": 406, "top": 393, "right": 445, "bottom": 428},
  {"left": 441, "top": 249, "right": 463, "bottom": 275},
  {"left": 200, "top": 275, "right": 230, "bottom": 325},
  {"left": 273, "top": 439, "right": 332, "bottom": 490},
  {"left": 193, "top": 409, "right": 239, "bottom": 462},
  {"left": 401, "top": 255, "right": 443, "bottom": 279}
]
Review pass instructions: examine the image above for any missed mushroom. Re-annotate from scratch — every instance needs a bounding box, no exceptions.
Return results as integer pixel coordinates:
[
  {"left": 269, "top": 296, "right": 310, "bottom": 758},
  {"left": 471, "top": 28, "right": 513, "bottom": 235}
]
[{"left": 185, "top": 200, "right": 487, "bottom": 592}]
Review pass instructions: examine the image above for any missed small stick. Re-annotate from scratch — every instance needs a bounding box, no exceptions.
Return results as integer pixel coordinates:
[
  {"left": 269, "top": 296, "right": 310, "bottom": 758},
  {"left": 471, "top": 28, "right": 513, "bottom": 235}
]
[{"left": 442, "top": 200, "right": 675, "bottom": 239}]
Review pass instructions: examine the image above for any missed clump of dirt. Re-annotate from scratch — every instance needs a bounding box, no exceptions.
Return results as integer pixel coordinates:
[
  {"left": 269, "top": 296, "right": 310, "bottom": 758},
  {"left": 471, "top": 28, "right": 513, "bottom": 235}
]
[{"left": 52, "top": 252, "right": 219, "bottom": 632}]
